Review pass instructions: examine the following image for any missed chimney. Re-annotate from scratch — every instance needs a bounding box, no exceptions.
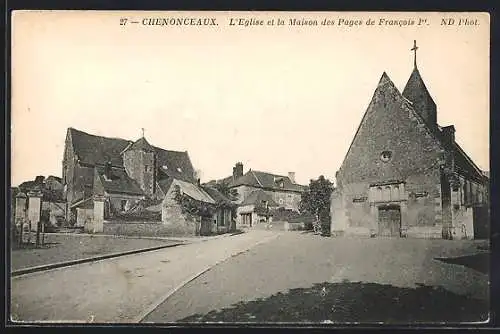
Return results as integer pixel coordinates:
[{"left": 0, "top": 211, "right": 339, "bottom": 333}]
[
  {"left": 197, "top": 178, "right": 201, "bottom": 186},
  {"left": 442, "top": 125, "right": 455, "bottom": 146},
  {"left": 233, "top": 162, "right": 244, "bottom": 180},
  {"left": 288, "top": 172, "right": 296, "bottom": 184},
  {"left": 34, "top": 175, "right": 45, "bottom": 185}
]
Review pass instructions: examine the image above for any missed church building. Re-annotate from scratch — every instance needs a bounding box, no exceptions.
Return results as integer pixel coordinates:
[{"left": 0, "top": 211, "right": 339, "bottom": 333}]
[
  {"left": 62, "top": 128, "right": 233, "bottom": 235},
  {"left": 331, "top": 41, "right": 489, "bottom": 240}
]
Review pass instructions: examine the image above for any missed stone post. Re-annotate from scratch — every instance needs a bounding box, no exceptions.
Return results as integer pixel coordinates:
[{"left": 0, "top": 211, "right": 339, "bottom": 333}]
[
  {"left": 92, "top": 195, "right": 106, "bottom": 233},
  {"left": 15, "top": 192, "right": 27, "bottom": 224},
  {"left": 27, "top": 189, "right": 43, "bottom": 245},
  {"left": 15, "top": 193, "right": 27, "bottom": 245}
]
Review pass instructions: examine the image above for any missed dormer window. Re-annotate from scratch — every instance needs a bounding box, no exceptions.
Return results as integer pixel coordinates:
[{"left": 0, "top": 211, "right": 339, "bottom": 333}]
[
  {"left": 162, "top": 165, "right": 168, "bottom": 170},
  {"left": 177, "top": 167, "right": 182, "bottom": 173}
]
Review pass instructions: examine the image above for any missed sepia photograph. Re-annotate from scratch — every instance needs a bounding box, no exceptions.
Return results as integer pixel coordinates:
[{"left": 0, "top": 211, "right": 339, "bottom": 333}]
[{"left": 9, "top": 11, "right": 490, "bottom": 325}]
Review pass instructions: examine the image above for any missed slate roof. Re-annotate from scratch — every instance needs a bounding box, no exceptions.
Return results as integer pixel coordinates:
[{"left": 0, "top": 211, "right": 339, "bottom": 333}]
[
  {"left": 68, "top": 128, "right": 195, "bottom": 182},
  {"left": 126, "top": 137, "right": 155, "bottom": 153},
  {"left": 402, "top": 68, "right": 436, "bottom": 111},
  {"left": 172, "top": 179, "right": 215, "bottom": 204},
  {"left": 240, "top": 189, "right": 279, "bottom": 207},
  {"left": 202, "top": 186, "right": 233, "bottom": 206},
  {"left": 96, "top": 166, "right": 145, "bottom": 196},
  {"left": 228, "top": 170, "right": 305, "bottom": 192},
  {"left": 157, "top": 177, "right": 175, "bottom": 195}
]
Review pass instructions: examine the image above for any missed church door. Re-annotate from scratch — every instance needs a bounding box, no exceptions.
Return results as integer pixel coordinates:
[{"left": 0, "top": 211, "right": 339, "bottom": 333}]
[{"left": 378, "top": 205, "right": 401, "bottom": 237}]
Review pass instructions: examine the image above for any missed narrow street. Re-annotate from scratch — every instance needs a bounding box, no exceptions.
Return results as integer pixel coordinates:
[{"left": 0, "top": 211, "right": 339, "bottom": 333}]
[
  {"left": 142, "top": 232, "right": 489, "bottom": 324},
  {"left": 10, "top": 230, "right": 280, "bottom": 323}
]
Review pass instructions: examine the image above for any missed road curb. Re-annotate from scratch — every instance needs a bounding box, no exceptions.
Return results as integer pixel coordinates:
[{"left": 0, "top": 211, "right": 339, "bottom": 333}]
[
  {"left": 11, "top": 242, "right": 185, "bottom": 278},
  {"left": 135, "top": 232, "right": 281, "bottom": 323}
]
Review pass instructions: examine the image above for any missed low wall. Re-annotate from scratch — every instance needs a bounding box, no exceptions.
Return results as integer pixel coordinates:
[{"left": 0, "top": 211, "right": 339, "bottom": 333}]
[
  {"left": 284, "top": 221, "right": 305, "bottom": 231},
  {"left": 103, "top": 220, "right": 196, "bottom": 237},
  {"left": 406, "top": 225, "right": 443, "bottom": 239},
  {"left": 344, "top": 227, "right": 372, "bottom": 237},
  {"left": 340, "top": 225, "right": 443, "bottom": 239}
]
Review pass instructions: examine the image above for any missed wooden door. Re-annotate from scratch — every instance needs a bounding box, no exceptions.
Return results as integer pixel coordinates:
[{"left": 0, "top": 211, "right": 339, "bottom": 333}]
[{"left": 378, "top": 206, "right": 401, "bottom": 237}]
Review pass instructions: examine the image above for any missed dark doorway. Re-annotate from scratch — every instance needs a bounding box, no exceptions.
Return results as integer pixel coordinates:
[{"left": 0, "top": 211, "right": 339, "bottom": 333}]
[
  {"left": 378, "top": 205, "right": 401, "bottom": 237},
  {"left": 242, "top": 213, "right": 252, "bottom": 227},
  {"left": 199, "top": 217, "right": 212, "bottom": 236},
  {"left": 473, "top": 205, "right": 490, "bottom": 239}
]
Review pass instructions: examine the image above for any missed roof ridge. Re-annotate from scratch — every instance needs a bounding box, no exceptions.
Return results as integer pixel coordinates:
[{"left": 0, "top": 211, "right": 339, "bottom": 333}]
[
  {"left": 250, "top": 170, "right": 264, "bottom": 187},
  {"left": 152, "top": 145, "right": 188, "bottom": 155},
  {"left": 251, "top": 170, "right": 288, "bottom": 178},
  {"left": 69, "top": 127, "right": 131, "bottom": 143}
]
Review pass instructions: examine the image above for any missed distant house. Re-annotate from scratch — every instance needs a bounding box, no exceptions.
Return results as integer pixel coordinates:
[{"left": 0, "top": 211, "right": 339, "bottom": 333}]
[
  {"left": 213, "top": 162, "right": 306, "bottom": 228},
  {"left": 203, "top": 186, "right": 235, "bottom": 233},
  {"left": 236, "top": 189, "right": 279, "bottom": 228}
]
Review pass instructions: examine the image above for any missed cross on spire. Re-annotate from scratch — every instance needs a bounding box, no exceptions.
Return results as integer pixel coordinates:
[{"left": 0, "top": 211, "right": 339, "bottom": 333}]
[{"left": 411, "top": 40, "right": 418, "bottom": 69}]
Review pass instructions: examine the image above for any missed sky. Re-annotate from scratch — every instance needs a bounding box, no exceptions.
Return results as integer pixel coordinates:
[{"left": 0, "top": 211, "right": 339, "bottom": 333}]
[{"left": 11, "top": 11, "right": 490, "bottom": 187}]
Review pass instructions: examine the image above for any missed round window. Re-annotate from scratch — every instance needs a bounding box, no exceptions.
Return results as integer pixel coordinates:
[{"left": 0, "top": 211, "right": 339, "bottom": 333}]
[{"left": 380, "top": 150, "right": 392, "bottom": 162}]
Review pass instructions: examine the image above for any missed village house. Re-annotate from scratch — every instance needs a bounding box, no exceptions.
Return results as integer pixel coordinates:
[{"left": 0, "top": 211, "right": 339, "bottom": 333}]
[
  {"left": 211, "top": 162, "right": 306, "bottom": 228},
  {"left": 331, "top": 41, "right": 489, "bottom": 240},
  {"left": 62, "top": 128, "right": 233, "bottom": 235}
]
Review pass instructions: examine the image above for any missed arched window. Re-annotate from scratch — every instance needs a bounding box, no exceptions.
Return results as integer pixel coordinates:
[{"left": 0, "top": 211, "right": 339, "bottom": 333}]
[
  {"left": 383, "top": 186, "right": 391, "bottom": 201},
  {"left": 376, "top": 187, "right": 382, "bottom": 201},
  {"left": 393, "top": 185, "right": 400, "bottom": 201}
]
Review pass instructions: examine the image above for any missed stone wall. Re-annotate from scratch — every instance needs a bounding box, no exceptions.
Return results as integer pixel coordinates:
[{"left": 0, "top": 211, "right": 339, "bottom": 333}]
[
  {"left": 76, "top": 208, "right": 93, "bottom": 227},
  {"left": 266, "top": 190, "right": 302, "bottom": 211},
  {"left": 103, "top": 221, "right": 196, "bottom": 237},
  {"left": 123, "top": 149, "right": 155, "bottom": 196}
]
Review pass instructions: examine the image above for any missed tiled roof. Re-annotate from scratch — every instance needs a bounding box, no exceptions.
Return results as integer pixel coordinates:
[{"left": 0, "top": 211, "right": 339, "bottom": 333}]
[
  {"left": 240, "top": 189, "right": 279, "bottom": 207},
  {"left": 68, "top": 128, "right": 195, "bottom": 182},
  {"left": 155, "top": 147, "right": 195, "bottom": 183},
  {"left": 69, "top": 128, "right": 131, "bottom": 166},
  {"left": 450, "top": 142, "right": 487, "bottom": 182},
  {"left": 96, "top": 167, "right": 145, "bottom": 196},
  {"left": 228, "top": 170, "right": 305, "bottom": 192}
]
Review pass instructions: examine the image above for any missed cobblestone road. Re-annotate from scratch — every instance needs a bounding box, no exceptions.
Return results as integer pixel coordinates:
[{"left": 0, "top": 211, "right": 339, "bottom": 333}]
[
  {"left": 10, "top": 230, "right": 279, "bottom": 323},
  {"left": 142, "top": 232, "right": 489, "bottom": 324}
]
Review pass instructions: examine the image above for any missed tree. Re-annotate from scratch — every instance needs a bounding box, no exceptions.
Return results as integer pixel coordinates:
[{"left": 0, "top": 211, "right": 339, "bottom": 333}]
[
  {"left": 299, "top": 175, "right": 334, "bottom": 224},
  {"left": 213, "top": 182, "right": 239, "bottom": 201}
]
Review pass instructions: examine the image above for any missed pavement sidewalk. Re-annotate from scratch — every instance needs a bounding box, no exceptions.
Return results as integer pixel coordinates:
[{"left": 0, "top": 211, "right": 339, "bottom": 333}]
[
  {"left": 49, "top": 231, "right": 236, "bottom": 244},
  {"left": 10, "top": 229, "right": 281, "bottom": 323}
]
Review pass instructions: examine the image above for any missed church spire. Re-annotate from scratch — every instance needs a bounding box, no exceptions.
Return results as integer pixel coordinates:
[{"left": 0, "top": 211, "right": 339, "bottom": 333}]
[
  {"left": 411, "top": 40, "right": 418, "bottom": 69},
  {"left": 403, "top": 40, "right": 437, "bottom": 127}
]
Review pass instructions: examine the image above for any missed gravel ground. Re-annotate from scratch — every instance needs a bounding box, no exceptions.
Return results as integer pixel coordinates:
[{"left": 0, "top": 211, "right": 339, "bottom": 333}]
[
  {"left": 143, "top": 232, "right": 489, "bottom": 324},
  {"left": 10, "top": 234, "right": 180, "bottom": 271}
]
